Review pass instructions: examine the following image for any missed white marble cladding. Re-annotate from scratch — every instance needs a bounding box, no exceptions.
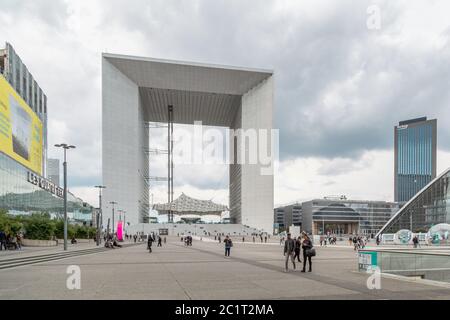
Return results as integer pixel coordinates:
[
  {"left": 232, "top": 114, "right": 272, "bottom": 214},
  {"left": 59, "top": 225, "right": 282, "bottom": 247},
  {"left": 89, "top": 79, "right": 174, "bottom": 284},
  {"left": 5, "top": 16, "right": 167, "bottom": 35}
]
[{"left": 102, "top": 54, "right": 274, "bottom": 233}]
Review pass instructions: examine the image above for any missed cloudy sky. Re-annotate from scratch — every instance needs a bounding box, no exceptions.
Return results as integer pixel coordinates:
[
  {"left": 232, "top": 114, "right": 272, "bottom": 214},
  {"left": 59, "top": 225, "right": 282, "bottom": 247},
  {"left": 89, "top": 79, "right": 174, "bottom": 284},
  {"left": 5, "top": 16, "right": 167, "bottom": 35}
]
[{"left": 1, "top": 0, "right": 450, "bottom": 210}]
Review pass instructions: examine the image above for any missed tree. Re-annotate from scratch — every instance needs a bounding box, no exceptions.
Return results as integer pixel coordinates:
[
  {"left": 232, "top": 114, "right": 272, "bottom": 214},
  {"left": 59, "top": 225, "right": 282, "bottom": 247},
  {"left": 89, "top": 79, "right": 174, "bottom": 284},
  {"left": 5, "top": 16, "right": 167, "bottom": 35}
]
[{"left": 22, "top": 213, "right": 56, "bottom": 240}]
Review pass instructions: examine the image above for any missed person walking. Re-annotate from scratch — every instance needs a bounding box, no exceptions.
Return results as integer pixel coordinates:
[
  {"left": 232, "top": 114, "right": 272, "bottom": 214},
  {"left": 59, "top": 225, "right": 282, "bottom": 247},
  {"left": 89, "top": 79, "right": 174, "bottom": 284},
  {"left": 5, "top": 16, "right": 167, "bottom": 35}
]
[
  {"left": 293, "top": 236, "right": 302, "bottom": 263},
  {"left": 413, "top": 235, "right": 419, "bottom": 248},
  {"left": 157, "top": 236, "right": 162, "bottom": 247},
  {"left": 0, "top": 230, "right": 6, "bottom": 251},
  {"left": 16, "top": 233, "right": 22, "bottom": 250},
  {"left": 301, "top": 232, "right": 314, "bottom": 272},
  {"left": 283, "top": 233, "right": 296, "bottom": 272},
  {"left": 224, "top": 235, "right": 233, "bottom": 257},
  {"left": 352, "top": 236, "right": 358, "bottom": 251},
  {"left": 264, "top": 236, "right": 267, "bottom": 243},
  {"left": 376, "top": 235, "right": 381, "bottom": 246},
  {"left": 164, "top": 237, "right": 166, "bottom": 244},
  {"left": 147, "top": 234, "right": 154, "bottom": 253}
]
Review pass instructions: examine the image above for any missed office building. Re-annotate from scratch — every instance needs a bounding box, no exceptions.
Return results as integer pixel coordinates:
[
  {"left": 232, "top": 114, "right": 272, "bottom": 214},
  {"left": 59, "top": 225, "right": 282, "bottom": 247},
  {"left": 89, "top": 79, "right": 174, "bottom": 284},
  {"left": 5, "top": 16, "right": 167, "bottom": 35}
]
[
  {"left": 102, "top": 53, "right": 275, "bottom": 232},
  {"left": 273, "top": 203, "right": 302, "bottom": 232},
  {"left": 0, "top": 42, "right": 93, "bottom": 222},
  {"left": 0, "top": 42, "right": 48, "bottom": 176},
  {"left": 301, "top": 198, "right": 399, "bottom": 236},
  {"left": 395, "top": 117, "right": 437, "bottom": 203}
]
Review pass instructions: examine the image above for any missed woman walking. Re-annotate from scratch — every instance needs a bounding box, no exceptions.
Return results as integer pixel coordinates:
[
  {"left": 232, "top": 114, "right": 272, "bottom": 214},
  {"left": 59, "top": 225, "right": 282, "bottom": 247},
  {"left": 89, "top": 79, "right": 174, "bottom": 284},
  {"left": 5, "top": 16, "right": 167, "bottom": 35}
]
[
  {"left": 301, "top": 232, "right": 314, "bottom": 272},
  {"left": 293, "top": 236, "right": 302, "bottom": 263}
]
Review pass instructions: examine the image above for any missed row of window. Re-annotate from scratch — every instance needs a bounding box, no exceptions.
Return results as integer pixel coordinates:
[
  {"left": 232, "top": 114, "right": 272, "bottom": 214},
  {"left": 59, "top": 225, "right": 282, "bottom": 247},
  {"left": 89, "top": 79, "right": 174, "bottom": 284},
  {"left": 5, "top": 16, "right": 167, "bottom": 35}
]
[{"left": 4, "top": 43, "right": 47, "bottom": 116}]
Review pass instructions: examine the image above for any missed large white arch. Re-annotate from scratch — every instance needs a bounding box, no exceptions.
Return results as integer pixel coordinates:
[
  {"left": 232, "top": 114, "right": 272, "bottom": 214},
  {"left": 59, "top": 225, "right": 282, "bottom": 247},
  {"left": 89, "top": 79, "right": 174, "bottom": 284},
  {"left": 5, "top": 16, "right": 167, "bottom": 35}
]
[{"left": 102, "top": 53, "right": 275, "bottom": 233}]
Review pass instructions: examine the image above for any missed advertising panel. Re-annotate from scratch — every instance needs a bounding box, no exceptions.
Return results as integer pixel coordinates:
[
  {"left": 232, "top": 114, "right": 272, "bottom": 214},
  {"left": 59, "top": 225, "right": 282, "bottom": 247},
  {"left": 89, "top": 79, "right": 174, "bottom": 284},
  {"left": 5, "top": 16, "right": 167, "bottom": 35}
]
[
  {"left": 0, "top": 76, "right": 42, "bottom": 174},
  {"left": 358, "top": 251, "right": 378, "bottom": 271}
]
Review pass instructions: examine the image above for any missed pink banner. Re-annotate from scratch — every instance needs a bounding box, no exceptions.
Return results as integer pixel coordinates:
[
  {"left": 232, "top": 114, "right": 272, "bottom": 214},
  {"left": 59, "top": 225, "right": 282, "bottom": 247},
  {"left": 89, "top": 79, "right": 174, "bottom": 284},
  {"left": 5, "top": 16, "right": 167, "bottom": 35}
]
[{"left": 117, "top": 221, "right": 123, "bottom": 241}]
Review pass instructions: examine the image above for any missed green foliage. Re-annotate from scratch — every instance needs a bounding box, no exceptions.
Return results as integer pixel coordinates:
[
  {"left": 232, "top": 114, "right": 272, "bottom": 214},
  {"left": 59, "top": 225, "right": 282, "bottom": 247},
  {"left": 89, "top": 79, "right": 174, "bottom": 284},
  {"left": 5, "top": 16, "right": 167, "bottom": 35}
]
[
  {"left": 54, "top": 220, "right": 96, "bottom": 239},
  {"left": 22, "top": 213, "right": 56, "bottom": 240},
  {"left": 0, "top": 209, "right": 24, "bottom": 235},
  {"left": 0, "top": 209, "right": 97, "bottom": 240}
]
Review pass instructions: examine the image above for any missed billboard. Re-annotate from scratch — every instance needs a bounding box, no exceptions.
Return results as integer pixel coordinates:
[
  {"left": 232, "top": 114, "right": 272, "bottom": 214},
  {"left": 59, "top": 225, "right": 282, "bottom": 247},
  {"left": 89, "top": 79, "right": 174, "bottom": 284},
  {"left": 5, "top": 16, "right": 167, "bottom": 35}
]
[{"left": 0, "top": 76, "right": 43, "bottom": 174}]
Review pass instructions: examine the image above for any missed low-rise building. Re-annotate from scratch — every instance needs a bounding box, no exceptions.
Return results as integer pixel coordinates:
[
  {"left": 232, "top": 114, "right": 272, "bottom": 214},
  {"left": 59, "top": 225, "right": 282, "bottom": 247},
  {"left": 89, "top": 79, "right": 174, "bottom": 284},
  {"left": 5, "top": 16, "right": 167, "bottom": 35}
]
[
  {"left": 301, "top": 198, "right": 399, "bottom": 236},
  {"left": 273, "top": 203, "right": 302, "bottom": 232}
]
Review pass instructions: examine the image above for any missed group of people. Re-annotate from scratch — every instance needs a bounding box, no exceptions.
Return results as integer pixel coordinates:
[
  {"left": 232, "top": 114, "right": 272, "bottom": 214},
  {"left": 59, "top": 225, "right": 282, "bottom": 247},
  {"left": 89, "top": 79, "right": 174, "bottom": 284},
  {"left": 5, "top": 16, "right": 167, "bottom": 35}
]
[
  {"left": 319, "top": 235, "right": 337, "bottom": 246},
  {"left": 0, "top": 230, "right": 23, "bottom": 251},
  {"left": 182, "top": 235, "right": 192, "bottom": 246},
  {"left": 350, "top": 235, "right": 368, "bottom": 250},
  {"left": 283, "top": 232, "right": 315, "bottom": 273},
  {"left": 104, "top": 233, "right": 122, "bottom": 249},
  {"left": 147, "top": 233, "right": 166, "bottom": 252},
  {"left": 254, "top": 235, "right": 268, "bottom": 243}
]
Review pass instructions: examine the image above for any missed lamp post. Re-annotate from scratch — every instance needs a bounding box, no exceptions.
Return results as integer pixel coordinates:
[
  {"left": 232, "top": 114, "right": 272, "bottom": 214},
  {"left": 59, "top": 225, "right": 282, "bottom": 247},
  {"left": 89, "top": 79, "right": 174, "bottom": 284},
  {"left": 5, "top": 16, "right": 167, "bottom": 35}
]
[
  {"left": 94, "top": 185, "right": 106, "bottom": 246},
  {"left": 110, "top": 201, "right": 118, "bottom": 234},
  {"left": 55, "top": 143, "right": 76, "bottom": 251}
]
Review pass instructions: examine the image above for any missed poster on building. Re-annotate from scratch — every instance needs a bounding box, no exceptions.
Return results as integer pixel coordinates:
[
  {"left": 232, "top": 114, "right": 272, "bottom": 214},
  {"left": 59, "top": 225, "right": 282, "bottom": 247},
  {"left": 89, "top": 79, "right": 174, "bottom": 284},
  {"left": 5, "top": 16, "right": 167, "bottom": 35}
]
[{"left": 0, "top": 76, "right": 43, "bottom": 174}]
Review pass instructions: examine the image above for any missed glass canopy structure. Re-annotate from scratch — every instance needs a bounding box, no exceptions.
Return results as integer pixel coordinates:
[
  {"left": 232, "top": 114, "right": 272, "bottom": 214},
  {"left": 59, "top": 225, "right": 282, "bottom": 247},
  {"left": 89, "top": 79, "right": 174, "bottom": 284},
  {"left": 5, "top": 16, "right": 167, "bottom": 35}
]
[
  {"left": 153, "top": 193, "right": 227, "bottom": 216},
  {"left": 377, "top": 167, "right": 450, "bottom": 236}
]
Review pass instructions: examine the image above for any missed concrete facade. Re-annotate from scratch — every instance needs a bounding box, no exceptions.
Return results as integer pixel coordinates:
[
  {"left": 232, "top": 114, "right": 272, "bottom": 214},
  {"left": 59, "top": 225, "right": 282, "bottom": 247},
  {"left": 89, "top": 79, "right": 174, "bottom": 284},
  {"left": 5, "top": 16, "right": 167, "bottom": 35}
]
[
  {"left": 47, "top": 158, "right": 60, "bottom": 187},
  {"left": 273, "top": 203, "right": 302, "bottom": 232},
  {"left": 102, "top": 54, "right": 274, "bottom": 233}
]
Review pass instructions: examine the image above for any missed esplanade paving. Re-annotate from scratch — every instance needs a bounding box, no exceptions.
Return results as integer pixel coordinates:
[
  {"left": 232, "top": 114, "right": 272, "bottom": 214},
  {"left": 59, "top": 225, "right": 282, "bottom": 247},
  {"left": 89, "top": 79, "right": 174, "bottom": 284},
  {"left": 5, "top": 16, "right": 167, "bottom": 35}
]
[{"left": 1, "top": 238, "right": 449, "bottom": 300}]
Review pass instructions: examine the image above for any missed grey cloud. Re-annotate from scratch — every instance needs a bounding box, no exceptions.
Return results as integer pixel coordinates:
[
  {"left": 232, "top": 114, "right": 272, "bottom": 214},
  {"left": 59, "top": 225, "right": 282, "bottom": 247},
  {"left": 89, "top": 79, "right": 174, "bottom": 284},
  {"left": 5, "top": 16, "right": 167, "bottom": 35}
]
[
  {"left": 94, "top": 0, "right": 450, "bottom": 163},
  {"left": 2, "top": 0, "right": 450, "bottom": 195},
  {"left": 0, "top": 0, "right": 69, "bottom": 29}
]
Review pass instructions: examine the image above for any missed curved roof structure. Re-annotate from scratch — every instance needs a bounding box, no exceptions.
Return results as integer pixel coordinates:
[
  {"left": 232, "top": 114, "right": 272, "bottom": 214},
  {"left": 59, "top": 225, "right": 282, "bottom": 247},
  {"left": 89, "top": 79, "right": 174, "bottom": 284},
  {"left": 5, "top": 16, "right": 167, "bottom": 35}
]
[
  {"left": 376, "top": 167, "right": 450, "bottom": 237},
  {"left": 153, "top": 193, "right": 228, "bottom": 216},
  {"left": 313, "top": 203, "right": 360, "bottom": 221}
]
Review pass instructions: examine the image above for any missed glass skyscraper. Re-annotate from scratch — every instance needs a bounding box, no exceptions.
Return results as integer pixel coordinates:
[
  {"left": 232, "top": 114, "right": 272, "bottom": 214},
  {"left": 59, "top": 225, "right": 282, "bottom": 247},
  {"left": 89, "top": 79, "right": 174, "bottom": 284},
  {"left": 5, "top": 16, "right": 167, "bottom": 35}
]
[{"left": 394, "top": 117, "right": 437, "bottom": 203}]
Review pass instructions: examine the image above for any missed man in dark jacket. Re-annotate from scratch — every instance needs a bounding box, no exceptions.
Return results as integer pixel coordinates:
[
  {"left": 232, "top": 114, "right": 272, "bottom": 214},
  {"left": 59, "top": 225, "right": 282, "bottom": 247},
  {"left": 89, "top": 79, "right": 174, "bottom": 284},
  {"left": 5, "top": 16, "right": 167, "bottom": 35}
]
[
  {"left": 283, "top": 233, "right": 296, "bottom": 272},
  {"left": 224, "top": 235, "right": 233, "bottom": 257},
  {"left": 147, "top": 234, "right": 154, "bottom": 253}
]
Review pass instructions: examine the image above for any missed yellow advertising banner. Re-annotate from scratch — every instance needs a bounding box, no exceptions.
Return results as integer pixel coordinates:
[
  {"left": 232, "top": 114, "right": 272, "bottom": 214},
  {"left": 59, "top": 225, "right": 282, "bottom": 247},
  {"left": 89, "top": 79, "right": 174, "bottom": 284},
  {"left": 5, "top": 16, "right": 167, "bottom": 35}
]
[{"left": 0, "top": 75, "right": 43, "bottom": 175}]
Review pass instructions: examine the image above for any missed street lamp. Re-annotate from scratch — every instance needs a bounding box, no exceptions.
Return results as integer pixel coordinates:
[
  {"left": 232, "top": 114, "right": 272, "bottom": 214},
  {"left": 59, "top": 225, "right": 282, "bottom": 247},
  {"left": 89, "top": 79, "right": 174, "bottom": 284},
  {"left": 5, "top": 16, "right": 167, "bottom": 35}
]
[
  {"left": 110, "top": 201, "right": 118, "bottom": 234},
  {"left": 55, "top": 143, "right": 76, "bottom": 251},
  {"left": 94, "top": 185, "right": 106, "bottom": 246}
]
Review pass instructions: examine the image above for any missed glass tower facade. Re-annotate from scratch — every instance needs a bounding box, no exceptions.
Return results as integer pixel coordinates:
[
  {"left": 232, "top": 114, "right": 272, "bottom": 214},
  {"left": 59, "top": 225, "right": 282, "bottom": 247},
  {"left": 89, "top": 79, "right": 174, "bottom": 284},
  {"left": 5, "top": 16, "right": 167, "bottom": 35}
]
[
  {"left": 395, "top": 117, "right": 437, "bottom": 203},
  {"left": 378, "top": 168, "right": 450, "bottom": 234},
  {"left": 0, "top": 152, "right": 93, "bottom": 221}
]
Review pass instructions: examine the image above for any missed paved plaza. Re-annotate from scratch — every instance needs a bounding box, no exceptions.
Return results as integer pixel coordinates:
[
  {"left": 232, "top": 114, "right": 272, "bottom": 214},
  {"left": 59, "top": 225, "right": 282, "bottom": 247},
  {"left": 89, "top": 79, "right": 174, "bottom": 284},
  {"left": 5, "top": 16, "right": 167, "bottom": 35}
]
[{"left": 1, "top": 238, "right": 450, "bottom": 300}]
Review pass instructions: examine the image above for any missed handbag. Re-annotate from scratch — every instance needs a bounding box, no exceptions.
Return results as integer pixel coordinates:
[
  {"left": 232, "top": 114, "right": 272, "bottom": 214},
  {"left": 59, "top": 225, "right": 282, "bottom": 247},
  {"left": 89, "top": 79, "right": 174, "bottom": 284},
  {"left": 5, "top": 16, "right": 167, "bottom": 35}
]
[{"left": 305, "top": 247, "right": 316, "bottom": 257}]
